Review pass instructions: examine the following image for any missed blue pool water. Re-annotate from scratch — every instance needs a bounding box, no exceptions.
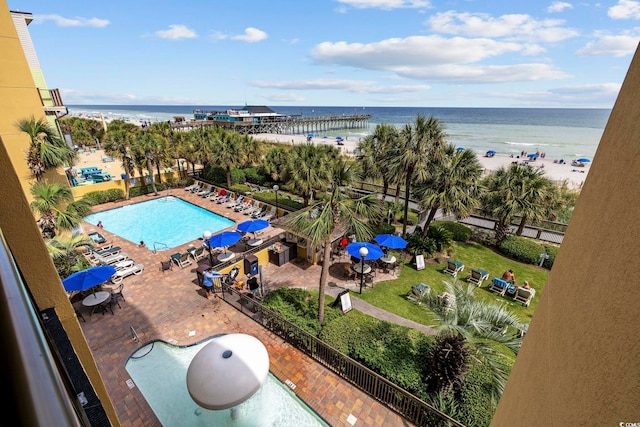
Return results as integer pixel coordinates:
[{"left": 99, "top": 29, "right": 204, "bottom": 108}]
[
  {"left": 125, "top": 339, "right": 329, "bottom": 427},
  {"left": 84, "top": 196, "right": 235, "bottom": 249}
]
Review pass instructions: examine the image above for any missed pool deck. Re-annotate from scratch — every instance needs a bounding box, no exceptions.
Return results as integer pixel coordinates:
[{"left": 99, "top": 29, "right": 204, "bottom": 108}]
[{"left": 78, "top": 188, "right": 415, "bottom": 427}]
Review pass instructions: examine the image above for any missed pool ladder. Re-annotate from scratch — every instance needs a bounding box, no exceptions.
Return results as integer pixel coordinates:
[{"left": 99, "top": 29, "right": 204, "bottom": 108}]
[
  {"left": 152, "top": 242, "right": 168, "bottom": 254},
  {"left": 130, "top": 326, "right": 140, "bottom": 343}
]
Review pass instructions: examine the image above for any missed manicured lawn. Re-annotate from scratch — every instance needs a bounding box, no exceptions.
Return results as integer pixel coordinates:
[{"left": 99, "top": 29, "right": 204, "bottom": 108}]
[{"left": 357, "top": 241, "right": 549, "bottom": 326}]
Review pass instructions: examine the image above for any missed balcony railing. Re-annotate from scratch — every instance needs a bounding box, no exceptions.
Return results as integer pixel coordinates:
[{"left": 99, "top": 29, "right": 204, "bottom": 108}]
[{"left": 219, "top": 284, "right": 465, "bottom": 427}]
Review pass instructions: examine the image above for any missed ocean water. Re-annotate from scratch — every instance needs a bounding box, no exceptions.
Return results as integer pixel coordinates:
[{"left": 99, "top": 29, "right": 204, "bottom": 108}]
[{"left": 67, "top": 105, "right": 611, "bottom": 160}]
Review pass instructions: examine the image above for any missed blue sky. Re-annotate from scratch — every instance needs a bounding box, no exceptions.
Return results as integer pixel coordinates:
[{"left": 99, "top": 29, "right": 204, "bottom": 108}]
[{"left": 10, "top": 0, "right": 640, "bottom": 107}]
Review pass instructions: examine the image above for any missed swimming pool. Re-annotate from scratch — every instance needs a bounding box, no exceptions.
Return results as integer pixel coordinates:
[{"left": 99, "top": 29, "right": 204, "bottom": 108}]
[
  {"left": 125, "top": 339, "right": 329, "bottom": 426},
  {"left": 84, "top": 196, "right": 235, "bottom": 249}
]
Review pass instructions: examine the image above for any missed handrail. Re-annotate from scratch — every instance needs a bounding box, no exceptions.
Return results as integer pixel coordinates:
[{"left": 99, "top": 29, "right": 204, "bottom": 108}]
[
  {"left": 152, "top": 242, "right": 168, "bottom": 254},
  {"left": 0, "top": 229, "right": 84, "bottom": 426},
  {"left": 130, "top": 326, "right": 140, "bottom": 343},
  {"left": 220, "top": 284, "right": 465, "bottom": 427}
]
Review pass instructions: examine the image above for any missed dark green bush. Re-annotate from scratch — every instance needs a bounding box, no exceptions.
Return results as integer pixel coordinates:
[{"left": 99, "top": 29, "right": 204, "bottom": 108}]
[
  {"left": 370, "top": 221, "right": 396, "bottom": 236},
  {"left": 202, "top": 165, "right": 226, "bottom": 184},
  {"left": 230, "top": 169, "right": 245, "bottom": 185},
  {"left": 321, "top": 312, "right": 432, "bottom": 396},
  {"left": 542, "top": 244, "right": 558, "bottom": 270},
  {"left": 432, "top": 221, "right": 473, "bottom": 242},
  {"left": 82, "top": 189, "right": 125, "bottom": 205},
  {"left": 497, "top": 235, "right": 545, "bottom": 265},
  {"left": 455, "top": 360, "right": 496, "bottom": 427},
  {"left": 129, "top": 183, "right": 167, "bottom": 197},
  {"left": 242, "top": 168, "right": 265, "bottom": 185}
]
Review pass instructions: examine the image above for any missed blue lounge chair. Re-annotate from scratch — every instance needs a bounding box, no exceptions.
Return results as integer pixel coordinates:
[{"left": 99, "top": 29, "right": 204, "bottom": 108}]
[
  {"left": 468, "top": 268, "right": 489, "bottom": 287},
  {"left": 488, "top": 277, "right": 510, "bottom": 296},
  {"left": 443, "top": 260, "right": 464, "bottom": 277}
]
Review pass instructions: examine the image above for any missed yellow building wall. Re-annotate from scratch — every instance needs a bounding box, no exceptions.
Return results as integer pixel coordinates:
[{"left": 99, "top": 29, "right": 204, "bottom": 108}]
[
  {"left": 492, "top": 44, "right": 640, "bottom": 426},
  {"left": 0, "top": 1, "right": 119, "bottom": 424}
]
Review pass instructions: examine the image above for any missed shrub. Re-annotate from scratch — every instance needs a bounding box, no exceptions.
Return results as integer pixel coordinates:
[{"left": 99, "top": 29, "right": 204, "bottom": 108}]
[
  {"left": 497, "top": 235, "right": 546, "bottom": 265},
  {"left": 202, "top": 165, "right": 226, "bottom": 184},
  {"left": 82, "top": 189, "right": 125, "bottom": 205},
  {"left": 426, "top": 225, "right": 454, "bottom": 253},
  {"left": 230, "top": 169, "right": 245, "bottom": 185},
  {"left": 242, "top": 168, "right": 265, "bottom": 185},
  {"left": 542, "top": 244, "right": 559, "bottom": 269},
  {"left": 129, "top": 183, "right": 167, "bottom": 197},
  {"left": 432, "top": 221, "right": 472, "bottom": 242},
  {"left": 454, "top": 360, "right": 495, "bottom": 427},
  {"left": 370, "top": 221, "right": 396, "bottom": 236}
]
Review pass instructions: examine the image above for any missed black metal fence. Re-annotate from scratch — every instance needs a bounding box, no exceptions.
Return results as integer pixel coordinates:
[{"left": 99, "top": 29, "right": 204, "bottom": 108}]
[{"left": 218, "top": 285, "right": 465, "bottom": 427}]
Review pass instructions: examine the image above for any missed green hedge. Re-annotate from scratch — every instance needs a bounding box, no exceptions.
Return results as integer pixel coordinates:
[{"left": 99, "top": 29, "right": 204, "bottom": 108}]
[
  {"left": 542, "top": 244, "right": 558, "bottom": 270},
  {"left": 432, "top": 221, "right": 473, "bottom": 242},
  {"left": 455, "top": 360, "right": 496, "bottom": 427},
  {"left": 82, "top": 189, "right": 125, "bottom": 205},
  {"left": 497, "top": 235, "right": 546, "bottom": 265}
]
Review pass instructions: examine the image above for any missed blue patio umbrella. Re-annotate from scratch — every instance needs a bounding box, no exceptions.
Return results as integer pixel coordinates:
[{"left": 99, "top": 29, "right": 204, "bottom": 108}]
[
  {"left": 576, "top": 157, "right": 591, "bottom": 163},
  {"left": 374, "top": 234, "right": 408, "bottom": 249},
  {"left": 63, "top": 265, "right": 116, "bottom": 293},
  {"left": 237, "top": 219, "right": 269, "bottom": 237},
  {"left": 345, "top": 242, "right": 384, "bottom": 261},
  {"left": 205, "top": 231, "right": 241, "bottom": 250}
]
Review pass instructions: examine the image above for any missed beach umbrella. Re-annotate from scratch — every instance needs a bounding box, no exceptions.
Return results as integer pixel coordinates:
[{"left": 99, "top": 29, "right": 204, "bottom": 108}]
[
  {"left": 63, "top": 265, "right": 116, "bottom": 293},
  {"left": 308, "top": 133, "right": 314, "bottom": 138},
  {"left": 237, "top": 219, "right": 269, "bottom": 237},
  {"left": 528, "top": 153, "right": 539, "bottom": 159},
  {"left": 576, "top": 157, "right": 591, "bottom": 163},
  {"left": 486, "top": 150, "right": 496, "bottom": 155},
  {"left": 456, "top": 147, "right": 465, "bottom": 151},
  {"left": 374, "top": 234, "right": 408, "bottom": 249},
  {"left": 336, "top": 136, "right": 343, "bottom": 140},
  {"left": 345, "top": 242, "right": 384, "bottom": 261},
  {"left": 206, "top": 231, "right": 241, "bottom": 255}
]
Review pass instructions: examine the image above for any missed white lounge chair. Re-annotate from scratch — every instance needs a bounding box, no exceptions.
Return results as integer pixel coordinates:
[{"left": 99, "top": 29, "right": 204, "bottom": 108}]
[
  {"left": 467, "top": 268, "right": 489, "bottom": 287},
  {"left": 184, "top": 181, "right": 201, "bottom": 192},
  {"left": 261, "top": 207, "right": 277, "bottom": 221},
  {"left": 513, "top": 287, "right": 536, "bottom": 306},
  {"left": 251, "top": 205, "right": 268, "bottom": 218},
  {"left": 243, "top": 201, "right": 260, "bottom": 215},
  {"left": 234, "top": 200, "right": 252, "bottom": 212},
  {"left": 90, "top": 251, "right": 129, "bottom": 266},
  {"left": 227, "top": 195, "right": 244, "bottom": 208},
  {"left": 111, "top": 263, "right": 144, "bottom": 283}
]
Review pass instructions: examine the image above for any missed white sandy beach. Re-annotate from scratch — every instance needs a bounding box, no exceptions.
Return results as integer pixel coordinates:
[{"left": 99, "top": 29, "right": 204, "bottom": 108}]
[
  {"left": 254, "top": 133, "right": 590, "bottom": 190},
  {"left": 73, "top": 132, "right": 589, "bottom": 190}
]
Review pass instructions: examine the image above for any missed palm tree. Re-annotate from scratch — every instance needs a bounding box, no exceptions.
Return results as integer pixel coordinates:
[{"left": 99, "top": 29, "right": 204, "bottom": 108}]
[
  {"left": 390, "top": 115, "right": 447, "bottom": 237},
  {"left": 284, "top": 157, "right": 382, "bottom": 324},
  {"left": 15, "top": 116, "right": 77, "bottom": 182},
  {"left": 47, "top": 233, "right": 95, "bottom": 278},
  {"left": 413, "top": 145, "right": 484, "bottom": 234},
  {"left": 260, "top": 146, "right": 290, "bottom": 182},
  {"left": 284, "top": 143, "right": 331, "bottom": 207},
  {"left": 103, "top": 120, "right": 138, "bottom": 199},
  {"left": 132, "top": 129, "right": 164, "bottom": 195},
  {"left": 29, "top": 182, "right": 89, "bottom": 238},
  {"left": 407, "top": 279, "right": 522, "bottom": 404},
  {"left": 358, "top": 123, "right": 401, "bottom": 197},
  {"left": 482, "top": 164, "right": 556, "bottom": 243}
]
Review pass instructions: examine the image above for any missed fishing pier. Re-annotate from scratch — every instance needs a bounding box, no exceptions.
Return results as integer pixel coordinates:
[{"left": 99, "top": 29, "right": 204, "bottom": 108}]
[{"left": 173, "top": 108, "right": 370, "bottom": 135}]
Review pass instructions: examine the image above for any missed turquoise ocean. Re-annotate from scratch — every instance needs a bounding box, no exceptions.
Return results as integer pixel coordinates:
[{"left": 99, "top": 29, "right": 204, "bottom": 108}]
[{"left": 67, "top": 105, "right": 611, "bottom": 160}]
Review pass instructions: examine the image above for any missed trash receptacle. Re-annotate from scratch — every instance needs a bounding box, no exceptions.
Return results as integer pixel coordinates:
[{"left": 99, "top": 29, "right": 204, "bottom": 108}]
[{"left": 244, "top": 255, "right": 258, "bottom": 277}]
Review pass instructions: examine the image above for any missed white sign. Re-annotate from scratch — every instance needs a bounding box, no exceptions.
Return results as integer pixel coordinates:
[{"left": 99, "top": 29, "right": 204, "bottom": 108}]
[
  {"left": 416, "top": 254, "right": 425, "bottom": 271},
  {"left": 340, "top": 292, "right": 353, "bottom": 313}
]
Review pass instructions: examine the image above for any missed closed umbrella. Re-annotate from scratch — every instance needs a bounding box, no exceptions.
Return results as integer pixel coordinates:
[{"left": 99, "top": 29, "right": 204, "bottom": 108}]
[
  {"left": 374, "top": 234, "right": 407, "bottom": 249},
  {"left": 63, "top": 265, "right": 116, "bottom": 293}
]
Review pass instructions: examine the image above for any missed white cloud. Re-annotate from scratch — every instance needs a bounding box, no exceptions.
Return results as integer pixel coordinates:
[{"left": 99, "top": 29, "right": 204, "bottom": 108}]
[
  {"left": 231, "top": 27, "right": 268, "bottom": 42},
  {"left": 60, "top": 88, "right": 203, "bottom": 105},
  {"left": 311, "top": 36, "right": 526, "bottom": 68},
  {"left": 336, "top": 0, "right": 430, "bottom": 10},
  {"left": 428, "top": 11, "right": 579, "bottom": 43},
  {"left": 154, "top": 25, "right": 197, "bottom": 40},
  {"left": 547, "top": 2, "right": 573, "bottom": 13},
  {"left": 577, "top": 30, "right": 640, "bottom": 56},
  {"left": 608, "top": 0, "right": 640, "bottom": 19},
  {"left": 33, "top": 14, "right": 109, "bottom": 28},
  {"left": 390, "top": 63, "right": 569, "bottom": 83},
  {"left": 250, "top": 78, "right": 429, "bottom": 94}
]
